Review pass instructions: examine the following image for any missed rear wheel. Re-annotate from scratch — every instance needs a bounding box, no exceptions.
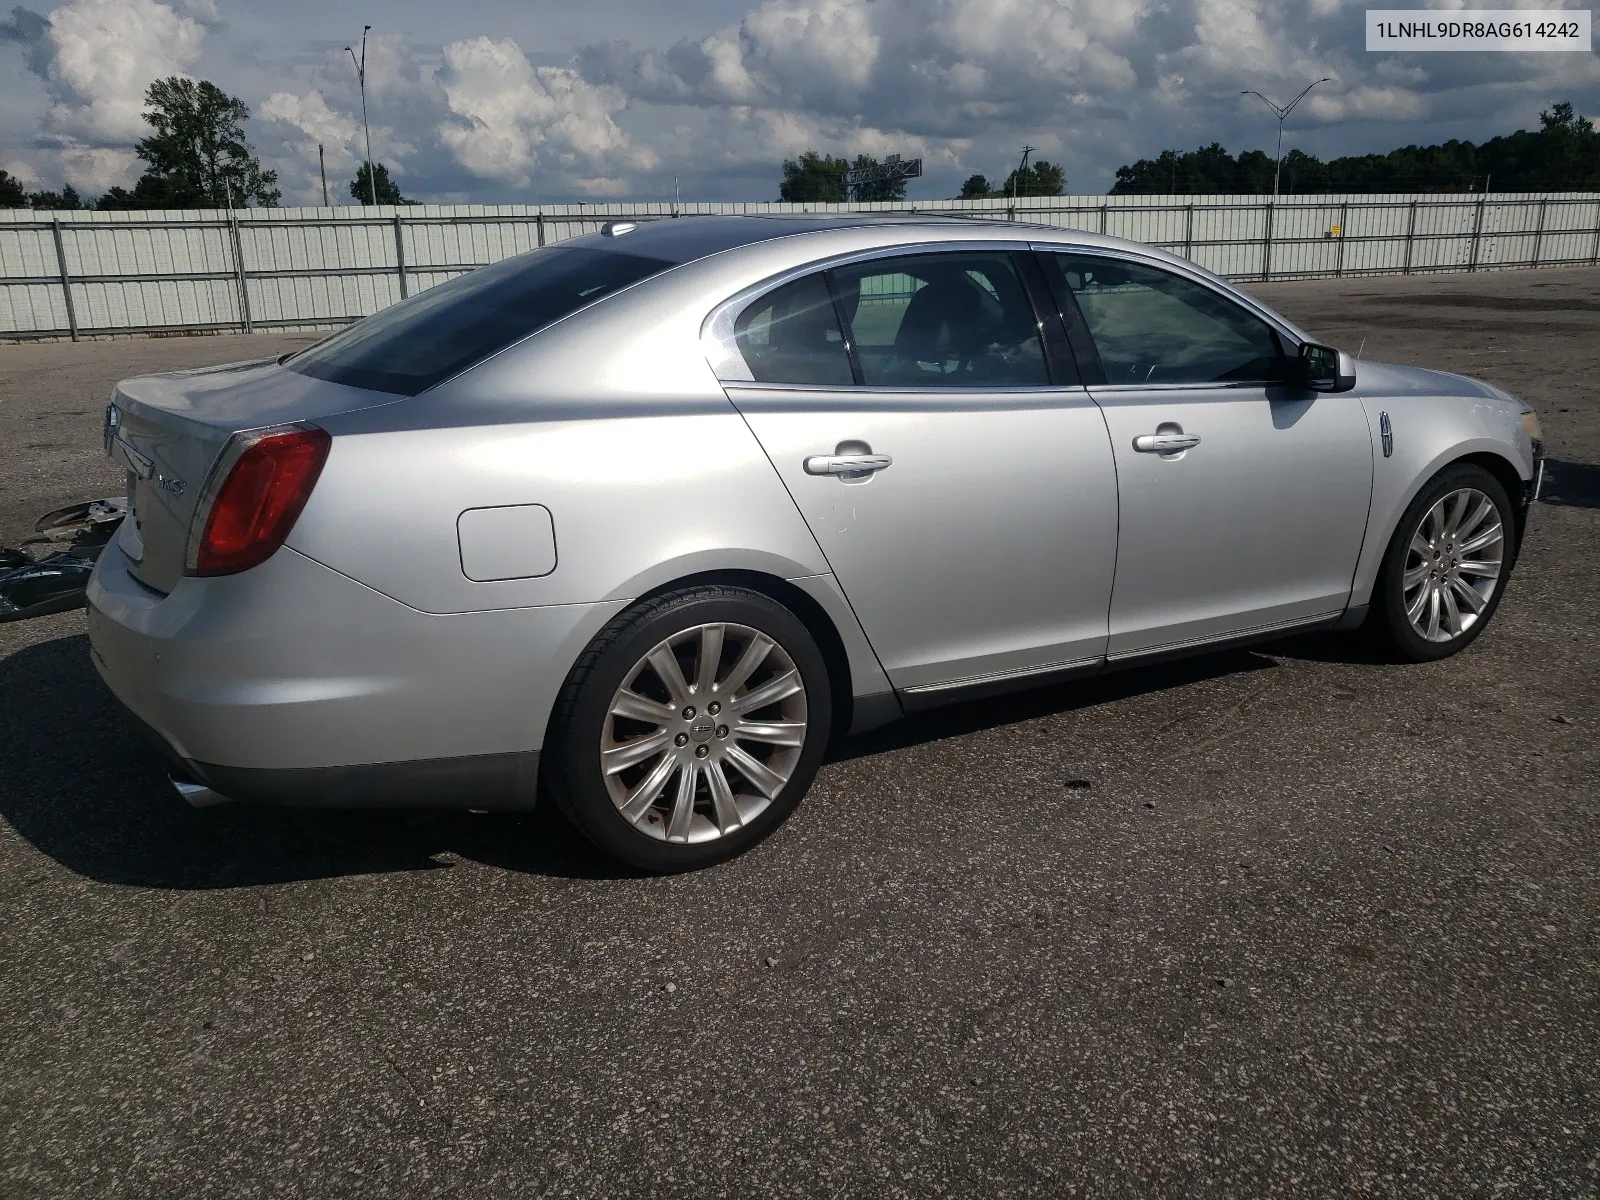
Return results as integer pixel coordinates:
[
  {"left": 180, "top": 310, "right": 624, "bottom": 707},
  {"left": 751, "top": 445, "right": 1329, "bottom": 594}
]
[
  {"left": 543, "top": 585, "right": 831, "bottom": 872},
  {"left": 1371, "top": 463, "right": 1516, "bottom": 662}
]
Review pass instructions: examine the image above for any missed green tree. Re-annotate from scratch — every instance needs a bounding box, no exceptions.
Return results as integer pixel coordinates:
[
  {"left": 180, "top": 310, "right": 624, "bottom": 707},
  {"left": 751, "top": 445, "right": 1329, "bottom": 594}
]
[
  {"left": 132, "top": 77, "right": 280, "bottom": 207},
  {"left": 999, "top": 159, "right": 1065, "bottom": 198},
  {"left": 956, "top": 173, "right": 992, "bottom": 199},
  {"left": 1110, "top": 101, "right": 1600, "bottom": 195},
  {"left": 350, "top": 161, "right": 413, "bottom": 205},
  {"left": 0, "top": 169, "right": 29, "bottom": 208},
  {"left": 1115, "top": 143, "right": 1281, "bottom": 194},
  {"left": 779, "top": 150, "right": 848, "bottom": 202},
  {"left": 95, "top": 187, "right": 139, "bottom": 210},
  {"left": 28, "top": 184, "right": 85, "bottom": 210}
]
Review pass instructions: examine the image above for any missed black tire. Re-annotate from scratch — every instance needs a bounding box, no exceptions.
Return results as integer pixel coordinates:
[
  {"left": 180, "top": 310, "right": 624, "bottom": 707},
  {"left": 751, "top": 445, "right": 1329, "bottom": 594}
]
[
  {"left": 1370, "top": 462, "right": 1517, "bottom": 662},
  {"left": 542, "top": 584, "right": 832, "bottom": 872}
]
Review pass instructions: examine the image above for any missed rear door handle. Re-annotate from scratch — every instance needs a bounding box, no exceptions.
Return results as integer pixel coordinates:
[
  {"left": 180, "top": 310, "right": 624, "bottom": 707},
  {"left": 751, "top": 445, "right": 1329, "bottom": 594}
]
[
  {"left": 804, "top": 453, "right": 892, "bottom": 476},
  {"left": 1132, "top": 433, "right": 1200, "bottom": 454}
]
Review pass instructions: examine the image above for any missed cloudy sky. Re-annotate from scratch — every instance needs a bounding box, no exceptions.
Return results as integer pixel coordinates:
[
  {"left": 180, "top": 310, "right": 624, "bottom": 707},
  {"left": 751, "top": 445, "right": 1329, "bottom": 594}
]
[{"left": 2, "top": 0, "right": 1597, "bottom": 204}]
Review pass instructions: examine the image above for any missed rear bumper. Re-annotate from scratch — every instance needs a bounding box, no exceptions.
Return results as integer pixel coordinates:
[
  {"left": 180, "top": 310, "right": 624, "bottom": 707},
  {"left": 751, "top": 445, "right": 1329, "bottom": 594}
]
[
  {"left": 87, "top": 538, "right": 621, "bottom": 808},
  {"left": 107, "top": 688, "right": 541, "bottom": 808}
]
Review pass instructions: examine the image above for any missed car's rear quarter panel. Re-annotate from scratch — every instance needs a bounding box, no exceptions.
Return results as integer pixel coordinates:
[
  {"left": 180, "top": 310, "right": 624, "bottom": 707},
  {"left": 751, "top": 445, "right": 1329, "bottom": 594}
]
[{"left": 88, "top": 536, "right": 628, "bottom": 770}]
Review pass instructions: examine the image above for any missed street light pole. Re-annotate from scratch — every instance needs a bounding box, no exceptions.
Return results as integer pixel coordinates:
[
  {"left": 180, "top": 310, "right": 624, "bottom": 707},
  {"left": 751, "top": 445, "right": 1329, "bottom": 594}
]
[
  {"left": 346, "top": 26, "right": 377, "bottom": 206},
  {"left": 1242, "top": 78, "right": 1332, "bottom": 197}
]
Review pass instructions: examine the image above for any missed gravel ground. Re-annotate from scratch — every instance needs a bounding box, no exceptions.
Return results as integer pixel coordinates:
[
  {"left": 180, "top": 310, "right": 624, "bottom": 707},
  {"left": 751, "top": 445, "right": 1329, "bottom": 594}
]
[{"left": 1, "top": 267, "right": 1596, "bottom": 1198}]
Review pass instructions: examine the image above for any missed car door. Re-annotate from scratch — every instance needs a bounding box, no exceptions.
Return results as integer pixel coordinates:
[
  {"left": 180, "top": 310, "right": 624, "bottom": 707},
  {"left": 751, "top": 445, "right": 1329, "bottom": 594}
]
[
  {"left": 711, "top": 246, "right": 1119, "bottom": 696},
  {"left": 1039, "top": 249, "right": 1373, "bottom": 658}
]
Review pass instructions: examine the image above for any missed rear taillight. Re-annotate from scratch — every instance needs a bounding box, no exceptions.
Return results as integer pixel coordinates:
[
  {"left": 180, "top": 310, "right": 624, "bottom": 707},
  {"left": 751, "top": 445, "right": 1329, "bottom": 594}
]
[{"left": 187, "top": 425, "right": 331, "bottom": 577}]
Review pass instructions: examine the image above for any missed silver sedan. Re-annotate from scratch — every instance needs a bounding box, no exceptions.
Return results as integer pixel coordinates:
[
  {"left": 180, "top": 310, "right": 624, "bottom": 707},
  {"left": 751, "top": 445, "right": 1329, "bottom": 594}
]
[{"left": 86, "top": 216, "right": 1545, "bottom": 870}]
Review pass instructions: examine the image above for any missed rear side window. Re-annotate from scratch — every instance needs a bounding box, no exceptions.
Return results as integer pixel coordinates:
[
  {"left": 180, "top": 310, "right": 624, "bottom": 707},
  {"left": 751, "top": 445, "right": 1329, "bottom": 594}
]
[
  {"left": 733, "top": 273, "right": 854, "bottom": 386},
  {"left": 832, "top": 251, "right": 1049, "bottom": 387},
  {"left": 1053, "top": 253, "right": 1287, "bottom": 385},
  {"left": 287, "top": 245, "right": 673, "bottom": 395}
]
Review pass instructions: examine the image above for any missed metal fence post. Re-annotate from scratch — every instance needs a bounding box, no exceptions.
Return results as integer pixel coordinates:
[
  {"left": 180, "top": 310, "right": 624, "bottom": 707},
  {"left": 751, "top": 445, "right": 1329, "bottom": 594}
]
[
  {"left": 227, "top": 209, "right": 253, "bottom": 333},
  {"left": 1183, "top": 203, "right": 1194, "bottom": 262},
  {"left": 1402, "top": 200, "right": 1418, "bottom": 274},
  {"left": 393, "top": 213, "right": 408, "bottom": 299},
  {"left": 1592, "top": 198, "right": 1600, "bottom": 264},
  {"left": 1467, "top": 194, "right": 1486, "bottom": 271},
  {"left": 1098, "top": 203, "right": 1108, "bottom": 234},
  {"left": 49, "top": 218, "right": 79, "bottom": 342},
  {"left": 1335, "top": 200, "right": 1349, "bottom": 277},
  {"left": 1262, "top": 201, "right": 1275, "bottom": 281},
  {"left": 1531, "top": 196, "right": 1547, "bottom": 267},
  {"left": 536, "top": 211, "right": 546, "bottom": 247}
]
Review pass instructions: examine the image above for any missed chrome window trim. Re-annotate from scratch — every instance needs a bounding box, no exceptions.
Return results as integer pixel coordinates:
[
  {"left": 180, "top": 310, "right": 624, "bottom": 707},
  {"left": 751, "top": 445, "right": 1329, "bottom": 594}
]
[
  {"left": 1032, "top": 242, "right": 1308, "bottom": 356},
  {"left": 702, "top": 239, "right": 1040, "bottom": 386},
  {"left": 1086, "top": 379, "right": 1291, "bottom": 395},
  {"left": 721, "top": 380, "right": 1088, "bottom": 397}
]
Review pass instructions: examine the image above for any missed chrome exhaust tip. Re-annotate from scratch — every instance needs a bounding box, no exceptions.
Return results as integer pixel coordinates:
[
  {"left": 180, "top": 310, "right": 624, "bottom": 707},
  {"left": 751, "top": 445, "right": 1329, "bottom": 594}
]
[{"left": 170, "top": 776, "right": 234, "bottom": 808}]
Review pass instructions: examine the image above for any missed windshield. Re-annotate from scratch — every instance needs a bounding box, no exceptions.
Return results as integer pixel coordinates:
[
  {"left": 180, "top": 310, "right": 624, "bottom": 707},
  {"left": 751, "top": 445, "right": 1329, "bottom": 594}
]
[{"left": 286, "top": 245, "right": 674, "bottom": 396}]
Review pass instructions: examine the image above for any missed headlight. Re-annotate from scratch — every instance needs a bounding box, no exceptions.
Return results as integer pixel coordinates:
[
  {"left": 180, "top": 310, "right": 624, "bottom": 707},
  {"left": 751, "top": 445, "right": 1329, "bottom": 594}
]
[{"left": 1521, "top": 409, "right": 1543, "bottom": 447}]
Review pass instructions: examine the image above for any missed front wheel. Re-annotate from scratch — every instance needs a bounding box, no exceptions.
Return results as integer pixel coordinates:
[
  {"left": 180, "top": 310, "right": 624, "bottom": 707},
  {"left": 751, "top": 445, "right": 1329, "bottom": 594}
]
[
  {"left": 543, "top": 585, "right": 832, "bottom": 872},
  {"left": 1371, "top": 463, "right": 1517, "bottom": 662}
]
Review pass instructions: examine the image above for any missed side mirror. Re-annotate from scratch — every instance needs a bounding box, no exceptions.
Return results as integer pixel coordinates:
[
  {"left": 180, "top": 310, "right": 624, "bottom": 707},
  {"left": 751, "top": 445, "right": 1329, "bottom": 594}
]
[{"left": 1299, "top": 342, "right": 1357, "bottom": 392}]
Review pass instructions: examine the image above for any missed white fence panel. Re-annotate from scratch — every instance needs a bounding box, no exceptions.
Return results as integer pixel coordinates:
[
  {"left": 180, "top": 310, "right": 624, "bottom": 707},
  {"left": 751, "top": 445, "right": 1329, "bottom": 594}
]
[{"left": 3, "top": 191, "right": 1597, "bottom": 339}]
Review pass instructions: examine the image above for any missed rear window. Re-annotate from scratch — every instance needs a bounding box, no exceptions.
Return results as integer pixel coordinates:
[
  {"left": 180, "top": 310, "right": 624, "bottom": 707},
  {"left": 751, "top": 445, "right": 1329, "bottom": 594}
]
[{"left": 286, "top": 245, "right": 674, "bottom": 396}]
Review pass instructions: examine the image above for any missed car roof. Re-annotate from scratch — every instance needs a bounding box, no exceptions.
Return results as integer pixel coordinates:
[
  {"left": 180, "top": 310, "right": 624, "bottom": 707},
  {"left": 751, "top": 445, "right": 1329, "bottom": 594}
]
[{"left": 573, "top": 212, "right": 1075, "bottom": 264}]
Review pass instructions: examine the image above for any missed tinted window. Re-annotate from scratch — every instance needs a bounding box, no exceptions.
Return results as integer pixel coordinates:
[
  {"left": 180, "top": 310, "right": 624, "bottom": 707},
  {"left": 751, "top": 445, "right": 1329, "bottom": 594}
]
[
  {"left": 287, "top": 245, "right": 673, "bottom": 395},
  {"left": 734, "top": 273, "right": 854, "bottom": 386},
  {"left": 832, "top": 252, "right": 1048, "bottom": 388},
  {"left": 1054, "top": 253, "right": 1287, "bottom": 385}
]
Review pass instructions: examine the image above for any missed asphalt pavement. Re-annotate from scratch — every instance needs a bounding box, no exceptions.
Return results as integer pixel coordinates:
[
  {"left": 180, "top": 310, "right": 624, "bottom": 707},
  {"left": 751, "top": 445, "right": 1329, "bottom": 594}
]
[{"left": 1, "top": 268, "right": 1597, "bottom": 1197}]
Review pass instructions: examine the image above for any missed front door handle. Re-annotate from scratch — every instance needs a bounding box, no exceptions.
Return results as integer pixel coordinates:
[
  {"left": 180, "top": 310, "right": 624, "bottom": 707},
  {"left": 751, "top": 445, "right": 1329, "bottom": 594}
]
[
  {"left": 1132, "top": 432, "right": 1201, "bottom": 454},
  {"left": 804, "top": 453, "right": 892, "bottom": 476}
]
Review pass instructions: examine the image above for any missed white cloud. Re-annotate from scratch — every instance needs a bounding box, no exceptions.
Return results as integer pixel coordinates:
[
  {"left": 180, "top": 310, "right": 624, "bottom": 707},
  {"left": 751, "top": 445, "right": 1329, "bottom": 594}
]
[
  {"left": 1, "top": 158, "right": 42, "bottom": 186},
  {"left": 259, "top": 90, "right": 366, "bottom": 204},
  {"left": 576, "top": 0, "right": 1600, "bottom": 193},
  {"left": 2, "top": 0, "right": 1597, "bottom": 202},
  {"left": 1307, "top": 85, "right": 1427, "bottom": 122},
  {"left": 254, "top": 31, "right": 659, "bottom": 202},
  {"left": 261, "top": 90, "right": 360, "bottom": 150},
  {"left": 41, "top": 0, "right": 208, "bottom": 189},
  {"left": 435, "top": 36, "right": 658, "bottom": 188}
]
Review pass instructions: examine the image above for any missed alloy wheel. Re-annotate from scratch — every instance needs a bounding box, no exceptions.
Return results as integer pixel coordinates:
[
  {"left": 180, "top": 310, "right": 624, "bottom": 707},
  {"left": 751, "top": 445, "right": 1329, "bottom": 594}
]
[
  {"left": 1402, "top": 486, "right": 1504, "bottom": 643},
  {"left": 600, "top": 622, "right": 809, "bottom": 844}
]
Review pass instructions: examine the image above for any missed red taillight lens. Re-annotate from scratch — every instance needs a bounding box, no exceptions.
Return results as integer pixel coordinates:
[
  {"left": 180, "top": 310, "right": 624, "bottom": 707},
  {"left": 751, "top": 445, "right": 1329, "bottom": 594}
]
[{"left": 191, "top": 426, "right": 331, "bottom": 576}]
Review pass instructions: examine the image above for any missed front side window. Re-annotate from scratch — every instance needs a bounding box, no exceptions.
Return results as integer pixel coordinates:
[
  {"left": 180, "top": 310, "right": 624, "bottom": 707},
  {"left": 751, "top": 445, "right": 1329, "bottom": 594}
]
[
  {"left": 287, "top": 245, "right": 674, "bottom": 396},
  {"left": 1052, "top": 253, "right": 1288, "bottom": 386},
  {"left": 832, "top": 251, "right": 1049, "bottom": 388},
  {"left": 733, "top": 273, "right": 854, "bottom": 386}
]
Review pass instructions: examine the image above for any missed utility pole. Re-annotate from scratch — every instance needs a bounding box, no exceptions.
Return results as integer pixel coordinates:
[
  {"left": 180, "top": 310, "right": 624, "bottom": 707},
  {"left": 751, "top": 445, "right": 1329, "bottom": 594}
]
[
  {"left": 318, "top": 143, "right": 329, "bottom": 207},
  {"left": 1011, "top": 145, "right": 1037, "bottom": 201},
  {"left": 1242, "top": 78, "right": 1331, "bottom": 197},
  {"left": 347, "top": 26, "right": 377, "bottom": 206}
]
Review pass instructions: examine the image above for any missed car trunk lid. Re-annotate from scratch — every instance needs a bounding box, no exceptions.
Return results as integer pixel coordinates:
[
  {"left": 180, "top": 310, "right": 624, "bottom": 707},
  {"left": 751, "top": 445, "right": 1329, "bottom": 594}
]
[{"left": 108, "top": 356, "right": 400, "bottom": 593}]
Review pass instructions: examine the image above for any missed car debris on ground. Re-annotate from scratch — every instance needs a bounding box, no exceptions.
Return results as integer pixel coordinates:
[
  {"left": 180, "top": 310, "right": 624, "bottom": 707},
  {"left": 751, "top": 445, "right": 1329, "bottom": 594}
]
[{"left": 0, "top": 497, "right": 124, "bottom": 622}]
